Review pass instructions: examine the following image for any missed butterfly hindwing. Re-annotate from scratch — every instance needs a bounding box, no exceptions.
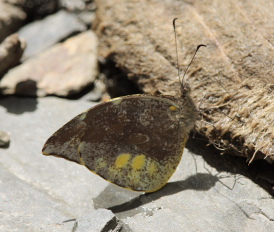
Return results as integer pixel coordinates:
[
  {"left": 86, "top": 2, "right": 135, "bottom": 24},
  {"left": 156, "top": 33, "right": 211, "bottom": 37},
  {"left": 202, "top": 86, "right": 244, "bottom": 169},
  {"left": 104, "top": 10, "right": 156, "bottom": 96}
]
[{"left": 42, "top": 95, "right": 189, "bottom": 192}]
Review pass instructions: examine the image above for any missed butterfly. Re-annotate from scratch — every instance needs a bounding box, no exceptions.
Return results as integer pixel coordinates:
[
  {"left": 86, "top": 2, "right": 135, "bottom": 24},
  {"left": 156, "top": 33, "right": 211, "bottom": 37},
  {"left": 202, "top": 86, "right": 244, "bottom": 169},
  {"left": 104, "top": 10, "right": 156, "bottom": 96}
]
[{"left": 42, "top": 19, "right": 205, "bottom": 192}]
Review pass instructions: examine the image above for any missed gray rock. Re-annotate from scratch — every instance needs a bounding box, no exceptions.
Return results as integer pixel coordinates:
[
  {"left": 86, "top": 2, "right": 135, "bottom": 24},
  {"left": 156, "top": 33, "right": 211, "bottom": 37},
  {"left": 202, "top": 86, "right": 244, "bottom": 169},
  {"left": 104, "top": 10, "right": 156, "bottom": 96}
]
[
  {"left": 60, "top": 0, "right": 96, "bottom": 27},
  {"left": 0, "top": 166, "right": 77, "bottom": 231},
  {"left": 0, "top": 31, "right": 98, "bottom": 97},
  {"left": 0, "top": 96, "right": 273, "bottom": 231},
  {"left": 60, "top": 0, "right": 86, "bottom": 11},
  {"left": 75, "top": 208, "right": 120, "bottom": 232},
  {"left": 78, "top": 10, "right": 96, "bottom": 27},
  {"left": 0, "top": 96, "right": 98, "bottom": 231},
  {"left": 18, "top": 10, "right": 86, "bottom": 59},
  {"left": 0, "top": 33, "right": 26, "bottom": 76},
  {"left": 0, "top": 1, "right": 26, "bottom": 42}
]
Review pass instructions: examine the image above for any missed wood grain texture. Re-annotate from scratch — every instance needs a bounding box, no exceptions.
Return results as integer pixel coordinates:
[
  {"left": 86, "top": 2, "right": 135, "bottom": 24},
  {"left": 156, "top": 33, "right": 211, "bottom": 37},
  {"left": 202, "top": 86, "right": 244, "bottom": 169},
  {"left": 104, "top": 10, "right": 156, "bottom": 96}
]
[{"left": 93, "top": 0, "right": 274, "bottom": 162}]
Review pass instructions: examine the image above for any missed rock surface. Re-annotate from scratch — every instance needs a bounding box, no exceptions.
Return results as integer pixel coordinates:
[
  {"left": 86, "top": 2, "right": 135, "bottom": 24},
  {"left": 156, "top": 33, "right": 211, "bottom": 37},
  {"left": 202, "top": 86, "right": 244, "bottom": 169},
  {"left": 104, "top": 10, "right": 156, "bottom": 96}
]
[
  {"left": 0, "top": 33, "right": 26, "bottom": 76},
  {"left": 18, "top": 10, "right": 86, "bottom": 59},
  {"left": 0, "top": 96, "right": 273, "bottom": 231},
  {"left": 0, "top": 130, "right": 10, "bottom": 148},
  {"left": 0, "top": 1, "right": 26, "bottom": 42},
  {"left": 0, "top": 31, "right": 98, "bottom": 97},
  {"left": 75, "top": 208, "right": 121, "bottom": 232},
  {"left": 4, "top": 0, "right": 59, "bottom": 19}
]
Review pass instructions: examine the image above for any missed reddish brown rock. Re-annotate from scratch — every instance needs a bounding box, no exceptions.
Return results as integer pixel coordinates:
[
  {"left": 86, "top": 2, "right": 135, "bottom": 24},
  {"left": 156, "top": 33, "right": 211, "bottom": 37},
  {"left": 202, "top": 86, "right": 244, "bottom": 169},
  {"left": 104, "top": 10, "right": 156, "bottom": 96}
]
[
  {"left": 0, "top": 31, "right": 98, "bottom": 97},
  {"left": 0, "top": 2, "right": 26, "bottom": 42},
  {"left": 0, "top": 34, "right": 26, "bottom": 76}
]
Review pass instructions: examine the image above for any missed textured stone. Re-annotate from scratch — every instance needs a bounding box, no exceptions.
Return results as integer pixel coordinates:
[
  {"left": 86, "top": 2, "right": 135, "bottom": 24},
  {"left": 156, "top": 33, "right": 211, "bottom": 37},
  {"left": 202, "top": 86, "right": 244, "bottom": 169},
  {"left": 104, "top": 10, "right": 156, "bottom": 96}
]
[
  {"left": 0, "top": 31, "right": 98, "bottom": 97},
  {"left": 76, "top": 209, "right": 120, "bottom": 232},
  {"left": 60, "top": 0, "right": 86, "bottom": 11},
  {"left": 0, "top": 130, "right": 10, "bottom": 147},
  {"left": 0, "top": 2, "right": 26, "bottom": 42},
  {"left": 4, "top": 0, "right": 59, "bottom": 19},
  {"left": 0, "top": 33, "right": 26, "bottom": 76},
  {"left": 18, "top": 10, "right": 86, "bottom": 59}
]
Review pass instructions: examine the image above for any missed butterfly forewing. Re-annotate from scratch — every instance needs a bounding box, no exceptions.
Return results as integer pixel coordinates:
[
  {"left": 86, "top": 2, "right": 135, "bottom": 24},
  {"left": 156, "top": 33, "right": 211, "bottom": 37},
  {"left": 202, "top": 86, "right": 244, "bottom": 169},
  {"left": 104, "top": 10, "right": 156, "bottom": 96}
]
[{"left": 42, "top": 95, "right": 191, "bottom": 192}]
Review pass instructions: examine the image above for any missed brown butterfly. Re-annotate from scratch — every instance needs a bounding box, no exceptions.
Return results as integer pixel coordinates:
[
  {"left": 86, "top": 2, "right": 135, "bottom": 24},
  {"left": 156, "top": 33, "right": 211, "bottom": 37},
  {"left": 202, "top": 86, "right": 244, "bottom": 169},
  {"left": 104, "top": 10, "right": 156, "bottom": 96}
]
[{"left": 42, "top": 19, "right": 205, "bottom": 192}]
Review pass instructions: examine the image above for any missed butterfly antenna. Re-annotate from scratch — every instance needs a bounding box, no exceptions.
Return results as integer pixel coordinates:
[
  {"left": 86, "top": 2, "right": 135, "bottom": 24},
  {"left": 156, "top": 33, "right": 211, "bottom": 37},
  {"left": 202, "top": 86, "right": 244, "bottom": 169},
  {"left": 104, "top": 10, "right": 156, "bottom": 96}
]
[
  {"left": 173, "top": 18, "right": 206, "bottom": 89},
  {"left": 182, "top": 44, "right": 207, "bottom": 85},
  {"left": 173, "top": 18, "right": 182, "bottom": 87}
]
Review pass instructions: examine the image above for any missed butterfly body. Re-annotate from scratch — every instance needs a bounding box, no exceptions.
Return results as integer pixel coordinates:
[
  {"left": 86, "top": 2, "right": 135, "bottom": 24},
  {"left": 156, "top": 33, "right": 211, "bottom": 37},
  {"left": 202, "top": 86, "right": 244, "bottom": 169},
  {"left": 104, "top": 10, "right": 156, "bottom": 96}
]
[{"left": 42, "top": 93, "right": 197, "bottom": 192}]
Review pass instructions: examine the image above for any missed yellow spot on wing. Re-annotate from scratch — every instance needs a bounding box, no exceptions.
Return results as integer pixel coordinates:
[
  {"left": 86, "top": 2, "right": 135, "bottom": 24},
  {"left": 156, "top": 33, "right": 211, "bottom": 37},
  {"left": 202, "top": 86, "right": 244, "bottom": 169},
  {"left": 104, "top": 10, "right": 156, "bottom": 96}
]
[
  {"left": 115, "top": 153, "right": 131, "bottom": 168},
  {"left": 79, "top": 157, "right": 85, "bottom": 165},
  {"left": 169, "top": 105, "right": 177, "bottom": 111},
  {"left": 95, "top": 157, "right": 107, "bottom": 170},
  {"left": 42, "top": 151, "right": 50, "bottom": 156},
  {"left": 112, "top": 98, "right": 123, "bottom": 105},
  {"left": 132, "top": 154, "right": 146, "bottom": 170},
  {"left": 77, "top": 141, "right": 85, "bottom": 154},
  {"left": 131, "top": 170, "right": 141, "bottom": 184},
  {"left": 78, "top": 141, "right": 86, "bottom": 165},
  {"left": 148, "top": 160, "right": 157, "bottom": 175},
  {"left": 79, "top": 111, "right": 87, "bottom": 121}
]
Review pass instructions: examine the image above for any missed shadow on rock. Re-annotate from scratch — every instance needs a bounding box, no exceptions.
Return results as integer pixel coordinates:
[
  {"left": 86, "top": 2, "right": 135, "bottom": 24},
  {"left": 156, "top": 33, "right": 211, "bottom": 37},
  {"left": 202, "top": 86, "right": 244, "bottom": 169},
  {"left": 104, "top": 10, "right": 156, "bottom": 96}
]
[
  {"left": 92, "top": 172, "right": 220, "bottom": 220},
  {"left": 0, "top": 95, "right": 38, "bottom": 114},
  {"left": 0, "top": 79, "right": 39, "bottom": 114},
  {"left": 14, "top": 79, "right": 39, "bottom": 97},
  {"left": 187, "top": 136, "right": 274, "bottom": 196}
]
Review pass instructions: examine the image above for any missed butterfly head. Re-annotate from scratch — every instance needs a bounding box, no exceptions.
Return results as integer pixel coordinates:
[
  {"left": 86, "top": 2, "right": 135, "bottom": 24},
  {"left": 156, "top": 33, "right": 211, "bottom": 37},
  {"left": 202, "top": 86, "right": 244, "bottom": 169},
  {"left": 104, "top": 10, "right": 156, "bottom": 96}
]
[{"left": 179, "top": 80, "right": 191, "bottom": 98}]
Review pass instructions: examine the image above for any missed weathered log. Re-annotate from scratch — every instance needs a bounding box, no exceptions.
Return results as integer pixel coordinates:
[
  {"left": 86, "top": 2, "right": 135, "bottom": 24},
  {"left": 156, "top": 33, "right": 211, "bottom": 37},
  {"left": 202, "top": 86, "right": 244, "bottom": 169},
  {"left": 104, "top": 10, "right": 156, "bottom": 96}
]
[{"left": 93, "top": 0, "right": 274, "bottom": 163}]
